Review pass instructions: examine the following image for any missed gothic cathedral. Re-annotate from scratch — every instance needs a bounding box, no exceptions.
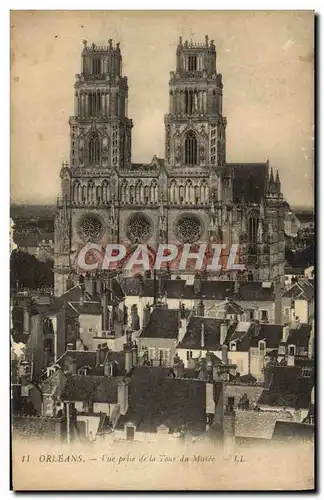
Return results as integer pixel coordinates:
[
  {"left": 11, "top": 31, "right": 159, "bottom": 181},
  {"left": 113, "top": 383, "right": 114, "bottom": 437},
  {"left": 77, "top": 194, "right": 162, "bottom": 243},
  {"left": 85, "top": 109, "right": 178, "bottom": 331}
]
[{"left": 54, "top": 36, "right": 285, "bottom": 297}]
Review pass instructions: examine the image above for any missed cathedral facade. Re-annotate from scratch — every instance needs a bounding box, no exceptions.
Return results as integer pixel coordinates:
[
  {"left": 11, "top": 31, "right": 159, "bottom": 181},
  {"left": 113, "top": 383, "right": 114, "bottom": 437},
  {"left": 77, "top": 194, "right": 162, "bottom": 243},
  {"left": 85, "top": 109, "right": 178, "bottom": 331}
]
[{"left": 54, "top": 36, "right": 285, "bottom": 297}]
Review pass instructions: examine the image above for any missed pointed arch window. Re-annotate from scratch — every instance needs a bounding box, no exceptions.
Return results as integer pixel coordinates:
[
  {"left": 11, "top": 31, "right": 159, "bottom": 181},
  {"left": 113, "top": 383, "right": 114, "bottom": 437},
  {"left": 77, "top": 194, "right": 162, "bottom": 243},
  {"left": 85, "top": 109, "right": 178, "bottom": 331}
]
[
  {"left": 150, "top": 181, "right": 158, "bottom": 203},
  {"left": 73, "top": 181, "right": 80, "bottom": 203},
  {"left": 81, "top": 185, "right": 87, "bottom": 203},
  {"left": 89, "top": 132, "right": 100, "bottom": 164},
  {"left": 135, "top": 181, "right": 143, "bottom": 204},
  {"left": 120, "top": 181, "right": 128, "bottom": 203},
  {"left": 144, "top": 185, "right": 150, "bottom": 203},
  {"left": 87, "top": 180, "right": 95, "bottom": 202},
  {"left": 185, "top": 131, "right": 198, "bottom": 166},
  {"left": 194, "top": 184, "right": 200, "bottom": 204},
  {"left": 96, "top": 185, "right": 102, "bottom": 203},
  {"left": 102, "top": 180, "right": 109, "bottom": 203},
  {"left": 248, "top": 212, "right": 258, "bottom": 244},
  {"left": 169, "top": 180, "right": 177, "bottom": 203}
]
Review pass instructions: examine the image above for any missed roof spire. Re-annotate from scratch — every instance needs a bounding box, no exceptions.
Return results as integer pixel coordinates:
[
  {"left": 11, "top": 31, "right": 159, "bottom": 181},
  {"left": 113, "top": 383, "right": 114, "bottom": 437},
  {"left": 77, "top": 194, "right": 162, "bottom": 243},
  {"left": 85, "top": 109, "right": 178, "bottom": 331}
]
[{"left": 269, "top": 167, "right": 274, "bottom": 185}]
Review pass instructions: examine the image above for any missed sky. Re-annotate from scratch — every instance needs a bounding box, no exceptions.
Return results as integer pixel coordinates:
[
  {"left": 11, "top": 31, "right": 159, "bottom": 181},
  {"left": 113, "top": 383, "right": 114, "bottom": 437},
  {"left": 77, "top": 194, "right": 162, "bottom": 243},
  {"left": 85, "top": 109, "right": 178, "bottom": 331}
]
[{"left": 10, "top": 10, "right": 314, "bottom": 208}]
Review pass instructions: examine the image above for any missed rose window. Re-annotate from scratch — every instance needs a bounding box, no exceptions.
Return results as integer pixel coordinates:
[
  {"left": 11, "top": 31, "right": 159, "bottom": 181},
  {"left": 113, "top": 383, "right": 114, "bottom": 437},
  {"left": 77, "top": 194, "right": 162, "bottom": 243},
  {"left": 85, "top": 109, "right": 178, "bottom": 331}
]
[
  {"left": 127, "top": 214, "right": 152, "bottom": 243},
  {"left": 79, "top": 215, "right": 103, "bottom": 241},
  {"left": 176, "top": 214, "right": 202, "bottom": 243}
]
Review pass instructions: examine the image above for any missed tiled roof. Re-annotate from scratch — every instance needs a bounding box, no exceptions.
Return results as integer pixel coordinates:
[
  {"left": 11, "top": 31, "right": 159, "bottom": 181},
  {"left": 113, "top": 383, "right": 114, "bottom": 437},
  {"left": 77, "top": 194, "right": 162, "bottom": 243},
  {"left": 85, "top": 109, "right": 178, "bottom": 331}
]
[
  {"left": 199, "top": 280, "right": 236, "bottom": 300},
  {"left": 122, "top": 277, "right": 277, "bottom": 303},
  {"left": 69, "top": 301, "right": 102, "bottom": 315},
  {"left": 177, "top": 317, "right": 236, "bottom": 350},
  {"left": 287, "top": 324, "right": 311, "bottom": 348},
  {"left": 230, "top": 163, "right": 268, "bottom": 204},
  {"left": 116, "top": 367, "right": 207, "bottom": 434},
  {"left": 272, "top": 421, "right": 314, "bottom": 441},
  {"left": 225, "top": 383, "right": 264, "bottom": 408},
  {"left": 259, "top": 365, "right": 314, "bottom": 409},
  {"left": 61, "top": 375, "right": 119, "bottom": 403},
  {"left": 139, "top": 308, "right": 180, "bottom": 339},
  {"left": 236, "top": 281, "right": 275, "bottom": 301},
  {"left": 48, "top": 285, "right": 92, "bottom": 315},
  {"left": 249, "top": 324, "right": 283, "bottom": 349},
  {"left": 40, "top": 369, "right": 67, "bottom": 397},
  {"left": 14, "top": 233, "right": 39, "bottom": 248},
  {"left": 56, "top": 350, "right": 98, "bottom": 371},
  {"left": 283, "top": 281, "right": 314, "bottom": 300},
  {"left": 235, "top": 410, "right": 280, "bottom": 439}
]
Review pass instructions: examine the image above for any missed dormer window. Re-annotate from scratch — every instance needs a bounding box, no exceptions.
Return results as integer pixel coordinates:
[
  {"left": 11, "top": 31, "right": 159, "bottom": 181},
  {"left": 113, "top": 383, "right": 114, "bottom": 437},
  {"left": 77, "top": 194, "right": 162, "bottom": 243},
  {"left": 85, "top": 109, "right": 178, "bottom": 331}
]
[
  {"left": 288, "top": 345, "right": 296, "bottom": 356},
  {"left": 260, "top": 310, "right": 269, "bottom": 322},
  {"left": 230, "top": 341, "right": 236, "bottom": 351}
]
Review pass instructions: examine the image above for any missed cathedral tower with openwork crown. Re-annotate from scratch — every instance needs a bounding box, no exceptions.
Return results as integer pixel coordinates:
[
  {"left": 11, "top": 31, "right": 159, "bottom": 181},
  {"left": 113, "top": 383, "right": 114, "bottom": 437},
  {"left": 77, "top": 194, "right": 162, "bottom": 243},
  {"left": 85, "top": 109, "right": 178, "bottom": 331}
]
[{"left": 54, "top": 36, "right": 285, "bottom": 297}]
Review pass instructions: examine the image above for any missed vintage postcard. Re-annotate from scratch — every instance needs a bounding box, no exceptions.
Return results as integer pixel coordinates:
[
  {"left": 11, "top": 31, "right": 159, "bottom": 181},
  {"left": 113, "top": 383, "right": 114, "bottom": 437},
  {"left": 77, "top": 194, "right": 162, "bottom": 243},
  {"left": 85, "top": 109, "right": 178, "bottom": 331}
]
[{"left": 10, "top": 10, "right": 315, "bottom": 491}]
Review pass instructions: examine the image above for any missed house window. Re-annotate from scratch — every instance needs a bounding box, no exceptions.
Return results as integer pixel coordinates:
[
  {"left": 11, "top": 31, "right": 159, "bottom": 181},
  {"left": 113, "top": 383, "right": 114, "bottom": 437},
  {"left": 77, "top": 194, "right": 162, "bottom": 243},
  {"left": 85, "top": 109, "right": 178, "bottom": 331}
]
[
  {"left": 236, "top": 359, "right": 244, "bottom": 373},
  {"left": 259, "top": 341, "right": 266, "bottom": 353},
  {"left": 82, "top": 401, "right": 93, "bottom": 413},
  {"left": 226, "top": 397, "right": 235, "bottom": 411},
  {"left": 148, "top": 348, "right": 158, "bottom": 361},
  {"left": 260, "top": 310, "right": 269, "bottom": 322},
  {"left": 288, "top": 345, "right": 296, "bottom": 356},
  {"left": 159, "top": 349, "right": 170, "bottom": 366},
  {"left": 248, "top": 310, "right": 254, "bottom": 320},
  {"left": 301, "top": 367, "right": 312, "bottom": 378},
  {"left": 186, "top": 350, "right": 193, "bottom": 360},
  {"left": 126, "top": 425, "right": 135, "bottom": 441}
]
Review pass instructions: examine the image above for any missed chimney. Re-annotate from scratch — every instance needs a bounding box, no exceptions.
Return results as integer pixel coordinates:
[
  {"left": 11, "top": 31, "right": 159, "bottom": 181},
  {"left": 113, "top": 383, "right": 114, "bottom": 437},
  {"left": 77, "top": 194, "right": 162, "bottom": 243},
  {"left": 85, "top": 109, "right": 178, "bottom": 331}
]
[
  {"left": 142, "top": 304, "right": 151, "bottom": 329},
  {"left": 131, "top": 304, "right": 140, "bottom": 331},
  {"left": 308, "top": 319, "right": 314, "bottom": 359},
  {"left": 91, "top": 278, "right": 97, "bottom": 298},
  {"left": 275, "top": 285, "right": 282, "bottom": 325},
  {"left": 124, "top": 330, "right": 133, "bottom": 373},
  {"left": 220, "top": 322, "right": 228, "bottom": 345},
  {"left": 158, "top": 274, "right": 164, "bottom": 297},
  {"left": 102, "top": 289, "right": 108, "bottom": 331},
  {"left": 222, "top": 345, "right": 228, "bottom": 364},
  {"left": 282, "top": 323, "right": 290, "bottom": 343},
  {"left": 131, "top": 342, "right": 138, "bottom": 369},
  {"left": 193, "top": 275, "right": 201, "bottom": 294},
  {"left": 263, "top": 366, "right": 273, "bottom": 390},
  {"left": 80, "top": 290, "right": 85, "bottom": 307},
  {"left": 153, "top": 269, "right": 157, "bottom": 305},
  {"left": 96, "top": 344, "right": 101, "bottom": 366},
  {"left": 200, "top": 322, "right": 205, "bottom": 348},
  {"left": 206, "top": 382, "right": 215, "bottom": 415},
  {"left": 223, "top": 397, "right": 235, "bottom": 453},
  {"left": 197, "top": 300, "right": 205, "bottom": 317},
  {"left": 23, "top": 303, "right": 30, "bottom": 335},
  {"left": 65, "top": 356, "right": 77, "bottom": 375},
  {"left": 118, "top": 379, "right": 129, "bottom": 415},
  {"left": 234, "top": 281, "right": 240, "bottom": 294}
]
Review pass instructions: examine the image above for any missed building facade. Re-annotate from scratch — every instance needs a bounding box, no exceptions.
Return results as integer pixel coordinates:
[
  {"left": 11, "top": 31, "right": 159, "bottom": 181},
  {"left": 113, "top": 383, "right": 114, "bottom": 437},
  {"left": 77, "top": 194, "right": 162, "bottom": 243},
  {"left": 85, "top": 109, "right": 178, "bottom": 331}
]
[{"left": 54, "top": 37, "right": 285, "bottom": 296}]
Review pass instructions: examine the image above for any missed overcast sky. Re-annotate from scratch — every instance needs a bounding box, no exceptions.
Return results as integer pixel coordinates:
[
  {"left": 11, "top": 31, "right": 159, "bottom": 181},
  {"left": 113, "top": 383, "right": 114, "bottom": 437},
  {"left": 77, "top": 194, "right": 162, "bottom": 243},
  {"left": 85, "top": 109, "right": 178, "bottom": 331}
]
[{"left": 11, "top": 10, "right": 314, "bottom": 208}]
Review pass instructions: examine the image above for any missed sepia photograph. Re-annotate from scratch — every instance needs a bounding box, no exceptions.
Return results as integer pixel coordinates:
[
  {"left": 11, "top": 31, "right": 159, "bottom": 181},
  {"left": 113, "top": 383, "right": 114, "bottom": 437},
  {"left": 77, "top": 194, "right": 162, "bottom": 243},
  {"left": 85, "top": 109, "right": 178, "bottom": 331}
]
[{"left": 10, "top": 10, "right": 315, "bottom": 491}]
